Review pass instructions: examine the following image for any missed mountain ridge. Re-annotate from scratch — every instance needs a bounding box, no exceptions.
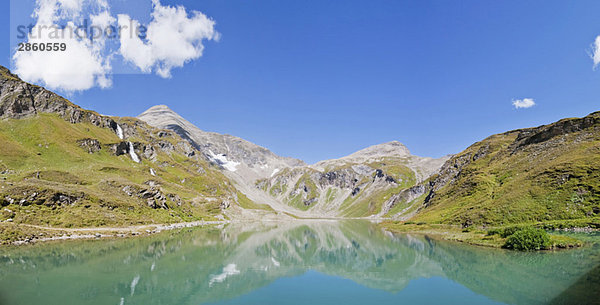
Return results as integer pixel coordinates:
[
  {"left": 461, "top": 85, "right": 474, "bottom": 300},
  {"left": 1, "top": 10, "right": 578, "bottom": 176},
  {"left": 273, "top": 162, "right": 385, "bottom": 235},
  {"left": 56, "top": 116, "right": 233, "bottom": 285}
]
[
  {"left": 1, "top": 63, "right": 598, "bottom": 235},
  {"left": 138, "top": 104, "right": 305, "bottom": 177},
  {"left": 137, "top": 104, "right": 450, "bottom": 217}
]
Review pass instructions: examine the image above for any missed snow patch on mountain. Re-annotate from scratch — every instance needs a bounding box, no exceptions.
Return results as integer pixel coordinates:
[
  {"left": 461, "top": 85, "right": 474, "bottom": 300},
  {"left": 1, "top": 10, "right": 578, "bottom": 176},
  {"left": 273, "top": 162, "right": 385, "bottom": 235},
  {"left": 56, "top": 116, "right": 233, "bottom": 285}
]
[
  {"left": 209, "top": 150, "right": 240, "bottom": 172},
  {"left": 270, "top": 168, "right": 280, "bottom": 177}
]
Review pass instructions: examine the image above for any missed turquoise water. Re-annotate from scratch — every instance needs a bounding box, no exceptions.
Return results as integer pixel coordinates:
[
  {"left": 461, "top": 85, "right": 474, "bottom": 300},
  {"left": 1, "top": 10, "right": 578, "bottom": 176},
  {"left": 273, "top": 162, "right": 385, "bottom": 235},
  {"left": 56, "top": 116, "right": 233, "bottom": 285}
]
[{"left": 0, "top": 221, "right": 598, "bottom": 305}]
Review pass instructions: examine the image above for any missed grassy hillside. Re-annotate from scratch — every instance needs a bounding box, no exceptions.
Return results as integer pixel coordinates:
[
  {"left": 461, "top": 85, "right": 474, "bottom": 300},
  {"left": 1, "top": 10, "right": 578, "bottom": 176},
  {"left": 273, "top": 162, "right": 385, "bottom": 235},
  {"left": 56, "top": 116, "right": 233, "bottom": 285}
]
[
  {"left": 0, "top": 66, "right": 271, "bottom": 241},
  {"left": 407, "top": 111, "right": 600, "bottom": 226},
  {"left": 0, "top": 114, "right": 241, "bottom": 229}
]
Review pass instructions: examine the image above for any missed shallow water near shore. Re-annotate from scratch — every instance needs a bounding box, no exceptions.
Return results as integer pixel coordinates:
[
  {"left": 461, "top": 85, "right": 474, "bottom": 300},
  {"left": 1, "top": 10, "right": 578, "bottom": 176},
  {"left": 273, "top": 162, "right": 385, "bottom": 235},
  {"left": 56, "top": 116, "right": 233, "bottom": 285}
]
[{"left": 0, "top": 221, "right": 598, "bottom": 305}]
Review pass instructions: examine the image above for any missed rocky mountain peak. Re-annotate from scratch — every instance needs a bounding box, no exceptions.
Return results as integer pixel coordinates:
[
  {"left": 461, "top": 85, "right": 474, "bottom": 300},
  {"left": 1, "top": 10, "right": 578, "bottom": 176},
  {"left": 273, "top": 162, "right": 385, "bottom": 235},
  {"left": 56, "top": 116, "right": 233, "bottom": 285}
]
[
  {"left": 138, "top": 104, "right": 305, "bottom": 181},
  {"left": 313, "top": 141, "right": 412, "bottom": 169},
  {"left": 140, "top": 104, "right": 177, "bottom": 116},
  {"left": 346, "top": 141, "right": 411, "bottom": 160},
  {"left": 138, "top": 105, "right": 190, "bottom": 129},
  {"left": 147, "top": 104, "right": 172, "bottom": 111}
]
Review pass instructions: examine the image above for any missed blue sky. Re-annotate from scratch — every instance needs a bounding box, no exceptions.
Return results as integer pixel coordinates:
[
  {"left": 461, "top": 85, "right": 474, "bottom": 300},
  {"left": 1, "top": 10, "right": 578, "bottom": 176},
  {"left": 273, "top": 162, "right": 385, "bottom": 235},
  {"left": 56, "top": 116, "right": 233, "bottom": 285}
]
[{"left": 2, "top": 0, "right": 600, "bottom": 163}]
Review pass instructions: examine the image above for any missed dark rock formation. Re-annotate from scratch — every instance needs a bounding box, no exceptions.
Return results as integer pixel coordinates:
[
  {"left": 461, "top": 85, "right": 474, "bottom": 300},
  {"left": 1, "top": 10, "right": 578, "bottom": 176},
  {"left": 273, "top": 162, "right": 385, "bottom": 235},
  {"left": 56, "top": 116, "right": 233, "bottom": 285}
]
[
  {"left": 121, "top": 184, "right": 171, "bottom": 210},
  {"left": 1, "top": 187, "right": 84, "bottom": 207},
  {"left": 109, "top": 142, "right": 130, "bottom": 156},
  {"left": 77, "top": 138, "right": 101, "bottom": 154},
  {"left": 512, "top": 113, "right": 600, "bottom": 149},
  {"left": 0, "top": 66, "right": 120, "bottom": 131}
]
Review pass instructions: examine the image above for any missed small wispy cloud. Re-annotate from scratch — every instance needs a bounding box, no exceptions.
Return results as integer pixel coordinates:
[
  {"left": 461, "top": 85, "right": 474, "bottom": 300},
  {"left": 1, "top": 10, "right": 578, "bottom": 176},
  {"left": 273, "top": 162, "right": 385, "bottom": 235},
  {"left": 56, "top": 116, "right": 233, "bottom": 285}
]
[
  {"left": 590, "top": 35, "right": 600, "bottom": 68},
  {"left": 512, "top": 98, "right": 535, "bottom": 109}
]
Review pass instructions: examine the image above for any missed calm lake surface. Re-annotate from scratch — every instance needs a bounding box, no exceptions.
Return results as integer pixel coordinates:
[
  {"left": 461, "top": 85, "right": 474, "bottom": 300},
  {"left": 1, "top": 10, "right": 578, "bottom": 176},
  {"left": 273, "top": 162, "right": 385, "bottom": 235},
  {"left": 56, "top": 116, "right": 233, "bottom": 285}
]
[{"left": 0, "top": 221, "right": 598, "bottom": 305}]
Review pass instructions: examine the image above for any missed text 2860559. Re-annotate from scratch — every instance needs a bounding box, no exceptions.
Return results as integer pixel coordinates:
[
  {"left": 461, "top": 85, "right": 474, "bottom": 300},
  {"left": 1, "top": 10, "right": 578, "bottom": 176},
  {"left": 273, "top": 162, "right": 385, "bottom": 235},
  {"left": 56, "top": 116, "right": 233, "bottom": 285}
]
[{"left": 17, "top": 43, "right": 67, "bottom": 52}]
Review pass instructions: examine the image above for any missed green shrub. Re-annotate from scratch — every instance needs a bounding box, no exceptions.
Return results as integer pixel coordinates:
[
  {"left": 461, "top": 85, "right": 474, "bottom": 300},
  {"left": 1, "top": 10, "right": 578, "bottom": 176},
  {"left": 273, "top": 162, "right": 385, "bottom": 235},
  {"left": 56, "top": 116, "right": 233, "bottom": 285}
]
[
  {"left": 503, "top": 227, "right": 551, "bottom": 251},
  {"left": 486, "top": 228, "right": 502, "bottom": 236},
  {"left": 500, "top": 225, "right": 526, "bottom": 238}
]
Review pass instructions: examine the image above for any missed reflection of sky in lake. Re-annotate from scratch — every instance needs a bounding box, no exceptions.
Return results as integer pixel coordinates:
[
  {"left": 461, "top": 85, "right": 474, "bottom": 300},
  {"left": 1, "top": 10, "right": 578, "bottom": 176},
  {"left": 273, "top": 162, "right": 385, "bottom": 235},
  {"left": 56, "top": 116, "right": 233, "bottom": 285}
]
[{"left": 206, "top": 271, "right": 506, "bottom": 305}]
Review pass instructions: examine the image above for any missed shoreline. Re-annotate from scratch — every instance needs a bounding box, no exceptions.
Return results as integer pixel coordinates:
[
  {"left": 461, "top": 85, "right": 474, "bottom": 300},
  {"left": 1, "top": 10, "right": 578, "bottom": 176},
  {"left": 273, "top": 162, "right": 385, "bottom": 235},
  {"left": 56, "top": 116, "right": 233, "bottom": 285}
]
[
  {"left": 380, "top": 222, "right": 596, "bottom": 250},
  {"left": 1, "top": 220, "right": 229, "bottom": 246},
  {"left": 2, "top": 217, "right": 598, "bottom": 247}
]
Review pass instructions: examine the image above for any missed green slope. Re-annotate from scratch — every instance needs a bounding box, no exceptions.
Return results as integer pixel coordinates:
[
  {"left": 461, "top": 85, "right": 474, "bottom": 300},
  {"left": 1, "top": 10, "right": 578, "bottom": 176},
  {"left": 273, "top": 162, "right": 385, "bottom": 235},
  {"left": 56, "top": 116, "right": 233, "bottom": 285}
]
[
  {"left": 0, "top": 113, "right": 237, "bottom": 229},
  {"left": 0, "top": 65, "right": 265, "bottom": 238},
  {"left": 410, "top": 111, "right": 600, "bottom": 226}
]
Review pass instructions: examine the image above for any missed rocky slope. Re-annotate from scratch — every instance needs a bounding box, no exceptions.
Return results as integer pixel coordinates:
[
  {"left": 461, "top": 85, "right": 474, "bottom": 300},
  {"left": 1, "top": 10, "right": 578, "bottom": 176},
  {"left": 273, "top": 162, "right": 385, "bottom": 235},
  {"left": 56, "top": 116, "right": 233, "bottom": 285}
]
[
  {"left": 138, "top": 105, "right": 449, "bottom": 217},
  {"left": 257, "top": 142, "right": 450, "bottom": 217},
  {"left": 390, "top": 111, "right": 600, "bottom": 226},
  {"left": 313, "top": 141, "right": 449, "bottom": 182},
  {"left": 0, "top": 65, "right": 268, "bottom": 229},
  {"left": 138, "top": 105, "right": 311, "bottom": 215},
  {"left": 138, "top": 105, "right": 304, "bottom": 180}
]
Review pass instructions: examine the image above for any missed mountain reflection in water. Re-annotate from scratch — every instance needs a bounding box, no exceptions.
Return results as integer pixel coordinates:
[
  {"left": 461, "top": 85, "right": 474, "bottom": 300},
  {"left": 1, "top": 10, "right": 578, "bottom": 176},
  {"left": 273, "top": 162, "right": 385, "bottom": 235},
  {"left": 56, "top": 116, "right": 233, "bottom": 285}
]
[{"left": 0, "top": 221, "right": 598, "bottom": 305}]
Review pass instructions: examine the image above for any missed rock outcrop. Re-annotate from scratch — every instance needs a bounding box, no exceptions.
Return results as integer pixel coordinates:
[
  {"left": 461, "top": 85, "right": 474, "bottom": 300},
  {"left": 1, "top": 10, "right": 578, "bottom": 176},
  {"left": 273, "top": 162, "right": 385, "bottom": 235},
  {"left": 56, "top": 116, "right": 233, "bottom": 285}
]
[
  {"left": 0, "top": 66, "right": 121, "bottom": 132},
  {"left": 77, "top": 139, "right": 102, "bottom": 154}
]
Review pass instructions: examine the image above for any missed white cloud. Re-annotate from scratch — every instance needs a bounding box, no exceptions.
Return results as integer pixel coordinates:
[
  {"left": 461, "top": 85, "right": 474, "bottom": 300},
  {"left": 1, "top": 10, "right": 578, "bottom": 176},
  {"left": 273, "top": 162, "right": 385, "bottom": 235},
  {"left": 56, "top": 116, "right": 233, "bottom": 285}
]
[
  {"left": 13, "top": 29, "right": 112, "bottom": 91},
  {"left": 117, "top": 14, "right": 154, "bottom": 73},
  {"left": 118, "top": 0, "right": 219, "bottom": 78},
  {"left": 12, "top": 0, "right": 218, "bottom": 92},
  {"left": 91, "top": 11, "right": 115, "bottom": 30},
  {"left": 34, "top": 0, "right": 85, "bottom": 25},
  {"left": 57, "top": 0, "right": 83, "bottom": 14},
  {"left": 512, "top": 98, "right": 536, "bottom": 109},
  {"left": 590, "top": 35, "right": 600, "bottom": 68},
  {"left": 13, "top": 0, "right": 112, "bottom": 92}
]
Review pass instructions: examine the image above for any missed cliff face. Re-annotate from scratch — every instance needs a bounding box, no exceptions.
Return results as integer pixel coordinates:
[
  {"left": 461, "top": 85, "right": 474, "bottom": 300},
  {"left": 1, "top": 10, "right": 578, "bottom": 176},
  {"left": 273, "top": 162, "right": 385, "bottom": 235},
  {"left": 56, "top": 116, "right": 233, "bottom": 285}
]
[
  {"left": 0, "top": 66, "right": 119, "bottom": 129},
  {"left": 408, "top": 111, "right": 600, "bottom": 226}
]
